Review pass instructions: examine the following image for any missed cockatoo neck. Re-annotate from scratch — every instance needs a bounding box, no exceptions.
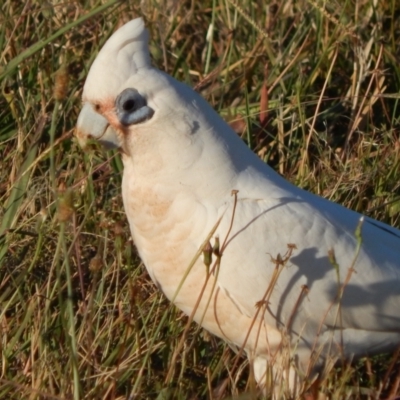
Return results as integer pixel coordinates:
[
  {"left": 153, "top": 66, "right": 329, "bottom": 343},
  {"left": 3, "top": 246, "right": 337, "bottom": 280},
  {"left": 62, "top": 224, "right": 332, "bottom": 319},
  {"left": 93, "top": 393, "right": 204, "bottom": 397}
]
[{"left": 117, "top": 70, "right": 293, "bottom": 206}]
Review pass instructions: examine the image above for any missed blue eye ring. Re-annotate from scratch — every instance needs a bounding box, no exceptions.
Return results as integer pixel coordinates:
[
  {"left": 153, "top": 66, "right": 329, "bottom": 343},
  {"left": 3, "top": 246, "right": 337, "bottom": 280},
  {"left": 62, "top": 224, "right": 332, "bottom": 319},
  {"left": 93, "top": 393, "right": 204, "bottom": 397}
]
[{"left": 115, "top": 88, "right": 154, "bottom": 126}]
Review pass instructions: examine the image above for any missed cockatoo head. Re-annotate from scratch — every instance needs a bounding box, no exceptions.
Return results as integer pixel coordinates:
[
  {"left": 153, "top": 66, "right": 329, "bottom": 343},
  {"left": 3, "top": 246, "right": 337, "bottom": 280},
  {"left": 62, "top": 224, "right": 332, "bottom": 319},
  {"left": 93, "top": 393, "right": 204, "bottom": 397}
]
[
  {"left": 76, "top": 17, "right": 250, "bottom": 190},
  {"left": 76, "top": 18, "right": 162, "bottom": 152}
]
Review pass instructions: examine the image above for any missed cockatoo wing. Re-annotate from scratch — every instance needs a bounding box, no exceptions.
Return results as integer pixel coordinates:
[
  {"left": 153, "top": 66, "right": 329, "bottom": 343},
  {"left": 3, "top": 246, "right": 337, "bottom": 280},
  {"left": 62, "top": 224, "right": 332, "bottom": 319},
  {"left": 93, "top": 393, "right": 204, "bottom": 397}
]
[{"left": 213, "top": 179, "right": 400, "bottom": 360}]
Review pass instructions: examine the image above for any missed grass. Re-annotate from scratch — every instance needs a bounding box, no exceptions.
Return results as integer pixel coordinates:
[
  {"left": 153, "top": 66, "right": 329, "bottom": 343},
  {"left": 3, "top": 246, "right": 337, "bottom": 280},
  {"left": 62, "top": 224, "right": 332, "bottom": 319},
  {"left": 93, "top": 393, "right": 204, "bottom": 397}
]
[{"left": 1, "top": 0, "right": 400, "bottom": 398}]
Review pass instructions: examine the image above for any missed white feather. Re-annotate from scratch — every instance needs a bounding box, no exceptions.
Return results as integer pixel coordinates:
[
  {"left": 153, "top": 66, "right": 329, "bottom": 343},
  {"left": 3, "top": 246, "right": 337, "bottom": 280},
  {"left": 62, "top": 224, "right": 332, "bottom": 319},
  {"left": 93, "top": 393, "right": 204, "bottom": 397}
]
[{"left": 83, "top": 18, "right": 151, "bottom": 101}]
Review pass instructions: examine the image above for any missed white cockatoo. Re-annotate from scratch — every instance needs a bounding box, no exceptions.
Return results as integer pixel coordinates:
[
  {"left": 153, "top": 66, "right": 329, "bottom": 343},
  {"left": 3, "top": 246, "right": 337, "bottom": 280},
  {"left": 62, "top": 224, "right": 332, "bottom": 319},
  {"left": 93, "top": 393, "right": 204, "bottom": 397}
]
[{"left": 76, "top": 18, "right": 400, "bottom": 397}]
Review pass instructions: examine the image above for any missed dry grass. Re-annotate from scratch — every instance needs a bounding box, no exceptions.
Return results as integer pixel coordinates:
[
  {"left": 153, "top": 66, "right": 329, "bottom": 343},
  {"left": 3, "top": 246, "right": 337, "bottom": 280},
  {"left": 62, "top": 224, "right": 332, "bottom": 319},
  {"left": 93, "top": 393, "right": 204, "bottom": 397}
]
[{"left": 1, "top": 0, "right": 400, "bottom": 399}]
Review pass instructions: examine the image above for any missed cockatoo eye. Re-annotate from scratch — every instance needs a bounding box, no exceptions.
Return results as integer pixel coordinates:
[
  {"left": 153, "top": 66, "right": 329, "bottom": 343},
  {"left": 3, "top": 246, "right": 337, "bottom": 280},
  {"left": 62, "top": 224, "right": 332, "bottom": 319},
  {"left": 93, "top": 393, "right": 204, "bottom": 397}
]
[
  {"left": 115, "top": 88, "right": 154, "bottom": 126},
  {"left": 123, "top": 98, "right": 136, "bottom": 112}
]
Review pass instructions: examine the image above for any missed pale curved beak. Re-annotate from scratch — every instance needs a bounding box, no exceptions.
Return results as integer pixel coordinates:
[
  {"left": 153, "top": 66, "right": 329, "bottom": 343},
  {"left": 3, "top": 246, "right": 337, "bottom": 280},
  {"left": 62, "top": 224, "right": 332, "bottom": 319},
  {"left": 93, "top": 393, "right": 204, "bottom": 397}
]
[{"left": 75, "top": 103, "right": 120, "bottom": 149}]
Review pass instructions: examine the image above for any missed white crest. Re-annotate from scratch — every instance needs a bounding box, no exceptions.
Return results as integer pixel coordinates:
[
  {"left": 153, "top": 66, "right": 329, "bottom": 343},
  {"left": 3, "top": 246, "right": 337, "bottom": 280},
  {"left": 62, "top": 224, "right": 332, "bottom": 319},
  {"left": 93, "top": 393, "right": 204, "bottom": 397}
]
[{"left": 82, "top": 18, "right": 151, "bottom": 100}]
